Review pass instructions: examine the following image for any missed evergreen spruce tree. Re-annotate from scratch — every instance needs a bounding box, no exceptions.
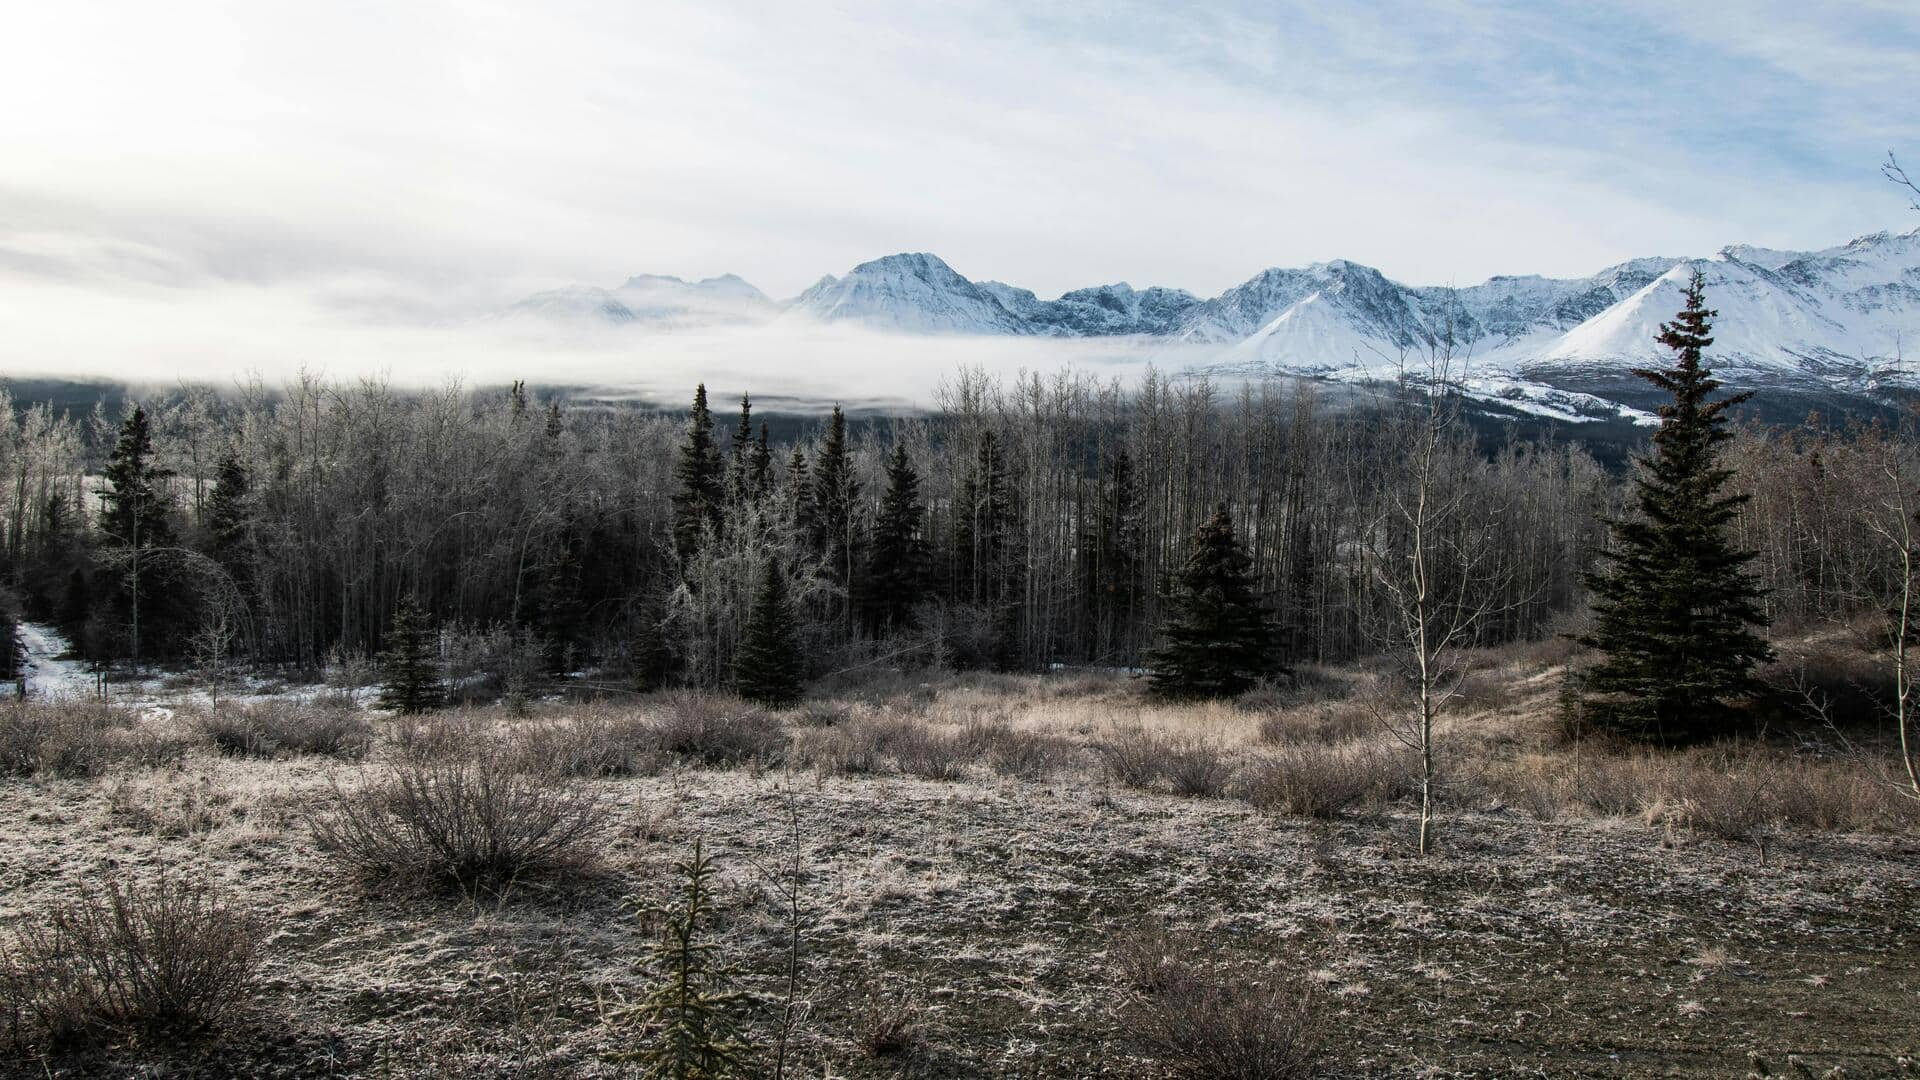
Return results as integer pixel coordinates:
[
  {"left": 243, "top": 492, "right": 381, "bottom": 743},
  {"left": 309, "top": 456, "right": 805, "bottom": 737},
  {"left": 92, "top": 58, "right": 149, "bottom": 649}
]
[
  {"left": 747, "top": 423, "right": 773, "bottom": 503},
  {"left": 734, "top": 561, "right": 804, "bottom": 707},
  {"left": 98, "top": 405, "right": 183, "bottom": 664},
  {"left": 378, "top": 598, "right": 445, "bottom": 714},
  {"left": 863, "top": 443, "right": 930, "bottom": 632},
  {"left": 726, "top": 394, "right": 754, "bottom": 502},
  {"left": 672, "top": 385, "right": 725, "bottom": 558},
  {"left": 1578, "top": 273, "right": 1773, "bottom": 742},
  {"left": 1149, "top": 505, "right": 1275, "bottom": 700},
  {"left": 609, "top": 839, "right": 749, "bottom": 1079},
  {"left": 808, "top": 406, "right": 859, "bottom": 630},
  {"left": 203, "top": 444, "right": 253, "bottom": 591}
]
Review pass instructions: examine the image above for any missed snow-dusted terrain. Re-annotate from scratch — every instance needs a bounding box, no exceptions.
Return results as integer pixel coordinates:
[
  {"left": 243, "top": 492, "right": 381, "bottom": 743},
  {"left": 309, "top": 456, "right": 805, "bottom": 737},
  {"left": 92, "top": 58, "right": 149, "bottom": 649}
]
[
  {"left": 17, "top": 623, "right": 95, "bottom": 700},
  {"left": 508, "top": 229, "right": 1920, "bottom": 421}
]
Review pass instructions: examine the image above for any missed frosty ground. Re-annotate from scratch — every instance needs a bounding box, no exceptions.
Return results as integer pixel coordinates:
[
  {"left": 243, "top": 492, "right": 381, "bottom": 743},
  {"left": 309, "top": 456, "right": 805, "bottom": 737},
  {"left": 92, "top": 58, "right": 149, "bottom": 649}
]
[{"left": 1, "top": 640, "right": 1916, "bottom": 1078}]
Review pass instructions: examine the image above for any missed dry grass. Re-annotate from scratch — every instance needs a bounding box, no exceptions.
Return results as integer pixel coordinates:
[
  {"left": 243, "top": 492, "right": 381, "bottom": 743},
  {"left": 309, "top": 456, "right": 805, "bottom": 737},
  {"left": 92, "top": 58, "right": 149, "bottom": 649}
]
[
  {"left": 0, "top": 876, "right": 261, "bottom": 1048},
  {"left": 103, "top": 772, "right": 239, "bottom": 837}
]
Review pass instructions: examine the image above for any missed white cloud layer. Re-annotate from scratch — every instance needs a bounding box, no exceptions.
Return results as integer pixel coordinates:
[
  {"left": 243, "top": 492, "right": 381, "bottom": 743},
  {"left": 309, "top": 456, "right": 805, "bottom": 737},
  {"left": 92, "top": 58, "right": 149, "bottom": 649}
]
[{"left": 1, "top": 0, "right": 1915, "bottom": 394}]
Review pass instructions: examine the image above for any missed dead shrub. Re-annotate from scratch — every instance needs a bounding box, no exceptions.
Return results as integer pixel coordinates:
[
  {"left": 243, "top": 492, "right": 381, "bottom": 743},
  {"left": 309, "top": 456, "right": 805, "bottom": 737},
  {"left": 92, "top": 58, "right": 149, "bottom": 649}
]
[
  {"left": 650, "top": 694, "right": 787, "bottom": 766},
  {"left": 796, "top": 717, "right": 909, "bottom": 776},
  {"left": 0, "top": 701, "right": 189, "bottom": 778},
  {"left": 1239, "top": 745, "right": 1389, "bottom": 818},
  {"left": 1163, "top": 740, "right": 1234, "bottom": 798},
  {"left": 508, "top": 710, "right": 661, "bottom": 777},
  {"left": 0, "top": 876, "right": 261, "bottom": 1046},
  {"left": 308, "top": 746, "right": 610, "bottom": 893},
  {"left": 1127, "top": 966, "right": 1325, "bottom": 1080},
  {"left": 198, "top": 701, "right": 371, "bottom": 759},
  {"left": 1109, "top": 922, "right": 1185, "bottom": 995},
  {"left": 973, "top": 725, "right": 1073, "bottom": 780},
  {"left": 1099, "top": 727, "right": 1171, "bottom": 790},
  {"left": 854, "top": 983, "right": 925, "bottom": 1059},
  {"left": 887, "top": 725, "right": 971, "bottom": 781}
]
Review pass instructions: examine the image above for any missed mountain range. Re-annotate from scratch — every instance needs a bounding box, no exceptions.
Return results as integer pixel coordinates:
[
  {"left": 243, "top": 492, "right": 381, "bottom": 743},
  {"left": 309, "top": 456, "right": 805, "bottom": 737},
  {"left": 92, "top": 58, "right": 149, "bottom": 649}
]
[{"left": 508, "top": 229, "right": 1920, "bottom": 423}]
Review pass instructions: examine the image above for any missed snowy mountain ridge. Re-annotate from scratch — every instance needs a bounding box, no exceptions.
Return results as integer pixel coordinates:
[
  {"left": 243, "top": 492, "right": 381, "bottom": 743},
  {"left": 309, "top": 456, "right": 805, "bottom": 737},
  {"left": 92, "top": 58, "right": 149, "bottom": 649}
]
[{"left": 508, "top": 228, "right": 1920, "bottom": 421}]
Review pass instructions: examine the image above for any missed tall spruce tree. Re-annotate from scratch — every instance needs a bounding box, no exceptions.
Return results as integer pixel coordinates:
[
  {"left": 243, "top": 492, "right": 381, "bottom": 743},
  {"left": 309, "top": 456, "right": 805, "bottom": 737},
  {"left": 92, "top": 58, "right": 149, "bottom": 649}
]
[
  {"left": 203, "top": 444, "right": 253, "bottom": 592},
  {"left": 672, "top": 385, "right": 725, "bottom": 558},
  {"left": 1149, "top": 505, "right": 1275, "bottom": 700},
  {"left": 1578, "top": 273, "right": 1772, "bottom": 742},
  {"left": 863, "top": 443, "right": 930, "bottom": 632},
  {"left": 734, "top": 561, "right": 804, "bottom": 707},
  {"left": 808, "top": 406, "right": 859, "bottom": 630},
  {"left": 99, "top": 405, "right": 184, "bottom": 665},
  {"left": 378, "top": 598, "right": 444, "bottom": 714}
]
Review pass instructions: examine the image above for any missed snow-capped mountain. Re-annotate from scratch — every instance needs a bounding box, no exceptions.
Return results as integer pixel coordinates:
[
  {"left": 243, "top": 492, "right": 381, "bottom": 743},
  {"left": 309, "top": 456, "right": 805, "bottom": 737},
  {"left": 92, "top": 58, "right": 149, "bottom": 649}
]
[
  {"left": 506, "top": 227, "right": 1920, "bottom": 420},
  {"left": 784, "top": 253, "right": 1030, "bottom": 334}
]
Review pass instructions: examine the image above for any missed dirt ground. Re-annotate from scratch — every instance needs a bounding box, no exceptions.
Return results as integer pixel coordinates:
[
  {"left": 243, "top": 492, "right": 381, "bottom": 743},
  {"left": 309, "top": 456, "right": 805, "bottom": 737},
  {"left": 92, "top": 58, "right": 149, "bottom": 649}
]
[{"left": 2, "top": 669, "right": 1917, "bottom": 1078}]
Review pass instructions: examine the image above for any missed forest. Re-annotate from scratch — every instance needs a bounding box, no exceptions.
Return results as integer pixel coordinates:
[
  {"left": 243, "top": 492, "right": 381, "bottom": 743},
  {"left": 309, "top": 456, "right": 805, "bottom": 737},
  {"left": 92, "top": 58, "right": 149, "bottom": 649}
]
[{"left": 0, "top": 343, "right": 1915, "bottom": 711}]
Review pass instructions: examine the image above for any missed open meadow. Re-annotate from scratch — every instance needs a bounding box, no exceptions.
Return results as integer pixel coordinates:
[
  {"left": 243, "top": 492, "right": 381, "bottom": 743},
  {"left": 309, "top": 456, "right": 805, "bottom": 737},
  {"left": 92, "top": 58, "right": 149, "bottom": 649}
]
[{"left": 3, "top": 641, "right": 1916, "bottom": 1079}]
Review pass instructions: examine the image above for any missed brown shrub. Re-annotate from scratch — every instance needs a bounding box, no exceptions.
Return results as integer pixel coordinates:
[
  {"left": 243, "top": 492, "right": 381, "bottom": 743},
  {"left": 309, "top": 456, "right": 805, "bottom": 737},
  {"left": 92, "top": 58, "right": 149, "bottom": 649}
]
[
  {"left": 1238, "top": 745, "right": 1394, "bottom": 819},
  {"left": 650, "top": 694, "right": 787, "bottom": 766},
  {"left": 308, "top": 746, "right": 610, "bottom": 893},
  {"left": 0, "top": 876, "right": 261, "bottom": 1047},
  {"left": 1098, "top": 727, "right": 1171, "bottom": 790},
  {"left": 0, "top": 701, "right": 190, "bottom": 778},
  {"left": 1127, "top": 965, "right": 1325, "bottom": 1080},
  {"left": 795, "top": 717, "right": 907, "bottom": 776},
  {"left": 508, "top": 710, "right": 661, "bottom": 777},
  {"left": 1162, "top": 740, "right": 1234, "bottom": 798},
  {"left": 887, "top": 725, "right": 971, "bottom": 781},
  {"left": 854, "top": 983, "right": 925, "bottom": 1059},
  {"left": 198, "top": 701, "right": 372, "bottom": 759},
  {"left": 976, "top": 725, "right": 1075, "bottom": 780}
]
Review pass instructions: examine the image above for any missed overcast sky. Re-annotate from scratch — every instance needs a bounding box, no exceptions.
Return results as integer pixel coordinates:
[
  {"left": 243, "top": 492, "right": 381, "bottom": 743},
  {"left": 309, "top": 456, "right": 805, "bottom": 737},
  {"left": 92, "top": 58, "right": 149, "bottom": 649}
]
[{"left": 2, "top": 0, "right": 1916, "bottom": 388}]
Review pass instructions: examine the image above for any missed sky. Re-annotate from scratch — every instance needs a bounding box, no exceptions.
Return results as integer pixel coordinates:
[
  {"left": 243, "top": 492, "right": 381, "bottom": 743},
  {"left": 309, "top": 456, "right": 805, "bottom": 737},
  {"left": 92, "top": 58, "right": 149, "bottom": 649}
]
[{"left": 1, "top": 0, "right": 1917, "bottom": 392}]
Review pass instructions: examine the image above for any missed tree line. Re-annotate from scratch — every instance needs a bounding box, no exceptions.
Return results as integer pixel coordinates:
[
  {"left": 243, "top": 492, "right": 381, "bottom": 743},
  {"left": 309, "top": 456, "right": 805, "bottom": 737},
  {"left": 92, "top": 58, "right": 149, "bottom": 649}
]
[{"left": 0, "top": 319, "right": 1912, "bottom": 739}]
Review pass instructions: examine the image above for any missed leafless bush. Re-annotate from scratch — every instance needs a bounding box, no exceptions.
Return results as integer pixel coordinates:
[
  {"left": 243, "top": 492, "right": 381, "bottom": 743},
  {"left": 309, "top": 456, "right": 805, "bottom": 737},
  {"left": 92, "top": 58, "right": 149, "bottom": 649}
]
[
  {"left": 1239, "top": 745, "right": 1390, "bottom": 818},
  {"left": 198, "top": 701, "right": 372, "bottom": 759},
  {"left": 1, "top": 876, "right": 261, "bottom": 1046},
  {"left": 964, "top": 721, "right": 1074, "bottom": 780},
  {"left": 1109, "top": 922, "right": 1184, "bottom": 995},
  {"left": 1097, "top": 729, "right": 1232, "bottom": 797},
  {"left": 1163, "top": 740, "right": 1234, "bottom": 798},
  {"left": 1099, "top": 727, "right": 1171, "bottom": 790},
  {"left": 887, "top": 725, "right": 971, "bottom": 781},
  {"left": 508, "top": 710, "right": 661, "bottom": 778},
  {"left": 793, "top": 701, "right": 851, "bottom": 728},
  {"left": 1124, "top": 958, "right": 1325, "bottom": 1080},
  {"left": 650, "top": 694, "right": 787, "bottom": 766},
  {"left": 308, "top": 746, "right": 610, "bottom": 893},
  {"left": 1234, "top": 666, "right": 1352, "bottom": 713},
  {"left": 795, "top": 717, "right": 909, "bottom": 776},
  {"left": 854, "top": 983, "right": 925, "bottom": 1059},
  {"left": 0, "top": 701, "right": 190, "bottom": 778}
]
